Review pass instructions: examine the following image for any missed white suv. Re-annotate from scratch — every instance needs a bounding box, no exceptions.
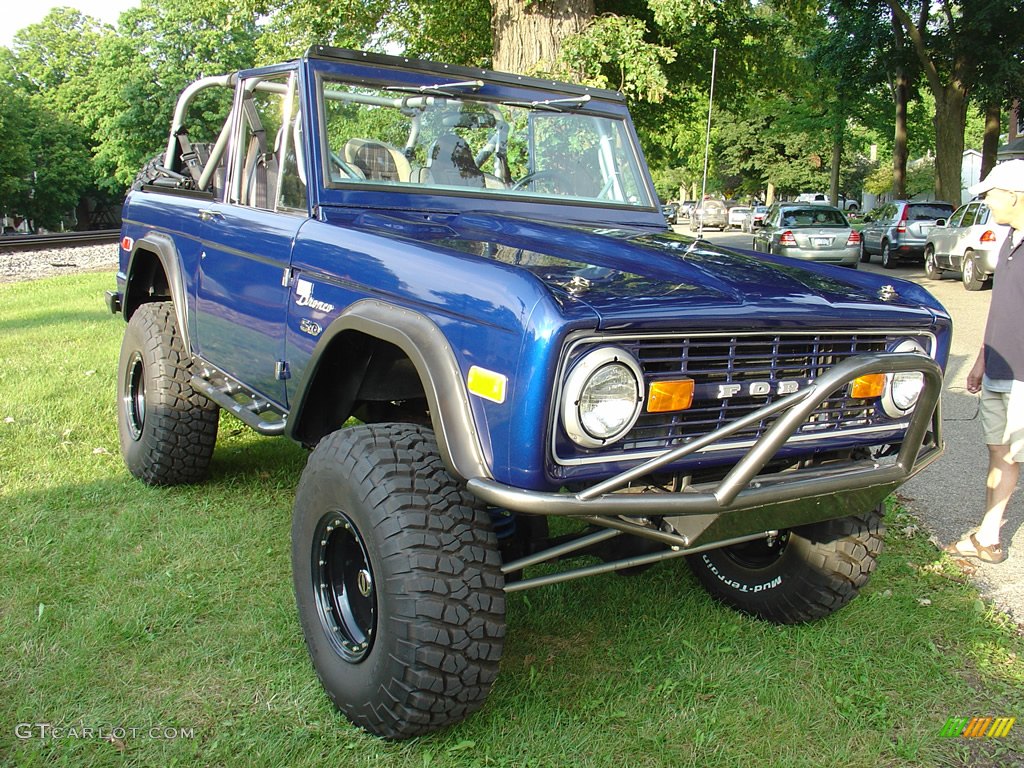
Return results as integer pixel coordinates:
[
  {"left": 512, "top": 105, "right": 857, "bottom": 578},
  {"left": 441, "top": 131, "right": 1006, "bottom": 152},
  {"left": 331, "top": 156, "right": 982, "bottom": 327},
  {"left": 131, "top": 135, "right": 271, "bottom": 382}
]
[{"left": 924, "top": 200, "right": 1009, "bottom": 290}]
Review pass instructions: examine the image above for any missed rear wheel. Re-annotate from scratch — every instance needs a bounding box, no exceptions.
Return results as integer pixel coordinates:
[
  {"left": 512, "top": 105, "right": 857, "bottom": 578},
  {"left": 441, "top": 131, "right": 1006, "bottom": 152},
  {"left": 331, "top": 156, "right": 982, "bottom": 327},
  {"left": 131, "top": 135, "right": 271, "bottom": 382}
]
[
  {"left": 117, "top": 302, "right": 218, "bottom": 485},
  {"left": 923, "top": 245, "right": 942, "bottom": 279},
  {"left": 292, "top": 423, "right": 505, "bottom": 739},
  {"left": 961, "top": 251, "right": 986, "bottom": 291},
  {"left": 686, "top": 505, "right": 885, "bottom": 624},
  {"left": 880, "top": 241, "right": 896, "bottom": 269}
]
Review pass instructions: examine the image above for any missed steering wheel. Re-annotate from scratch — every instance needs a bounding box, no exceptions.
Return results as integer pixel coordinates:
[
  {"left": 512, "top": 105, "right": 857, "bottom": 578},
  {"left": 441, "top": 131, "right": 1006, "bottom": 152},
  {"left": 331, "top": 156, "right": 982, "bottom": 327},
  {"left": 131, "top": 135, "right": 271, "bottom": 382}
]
[{"left": 512, "top": 169, "right": 576, "bottom": 195}]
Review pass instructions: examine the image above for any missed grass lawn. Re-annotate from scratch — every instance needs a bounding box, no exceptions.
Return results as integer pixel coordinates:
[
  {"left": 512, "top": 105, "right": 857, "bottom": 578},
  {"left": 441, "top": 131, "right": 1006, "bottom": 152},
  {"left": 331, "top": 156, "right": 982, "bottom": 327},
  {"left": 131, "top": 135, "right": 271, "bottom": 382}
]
[{"left": 1, "top": 271, "right": 1022, "bottom": 767}]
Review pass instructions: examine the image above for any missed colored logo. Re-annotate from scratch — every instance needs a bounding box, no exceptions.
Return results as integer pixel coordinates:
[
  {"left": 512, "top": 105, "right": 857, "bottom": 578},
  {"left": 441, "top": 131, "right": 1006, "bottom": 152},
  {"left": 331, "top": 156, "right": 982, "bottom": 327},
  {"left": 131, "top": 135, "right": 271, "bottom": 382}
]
[{"left": 940, "top": 716, "right": 1015, "bottom": 738}]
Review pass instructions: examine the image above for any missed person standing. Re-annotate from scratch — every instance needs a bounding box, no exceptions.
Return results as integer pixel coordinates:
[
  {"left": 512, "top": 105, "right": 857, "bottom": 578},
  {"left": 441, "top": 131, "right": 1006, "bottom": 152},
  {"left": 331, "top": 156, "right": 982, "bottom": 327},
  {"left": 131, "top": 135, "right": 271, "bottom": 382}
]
[{"left": 947, "top": 159, "right": 1024, "bottom": 563}]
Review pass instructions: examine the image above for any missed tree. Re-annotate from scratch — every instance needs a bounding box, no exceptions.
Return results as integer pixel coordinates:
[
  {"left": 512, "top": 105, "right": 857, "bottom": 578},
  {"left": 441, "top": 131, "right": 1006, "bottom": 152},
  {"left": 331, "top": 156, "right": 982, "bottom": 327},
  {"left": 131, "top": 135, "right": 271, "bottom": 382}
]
[
  {"left": 886, "top": 0, "right": 1024, "bottom": 206},
  {"left": 85, "top": 0, "right": 260, "bottom": 191},
  {"left": 491, "top": 0, "right": 593, "bottom": 74},
  {"left": 0, "top": 82, "right": 92, "bottom": 229}
]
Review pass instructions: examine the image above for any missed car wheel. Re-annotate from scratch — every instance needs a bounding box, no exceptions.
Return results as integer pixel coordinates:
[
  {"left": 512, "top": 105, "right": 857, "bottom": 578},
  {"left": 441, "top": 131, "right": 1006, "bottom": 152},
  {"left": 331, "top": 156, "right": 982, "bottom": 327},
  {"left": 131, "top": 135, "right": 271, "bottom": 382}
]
[
  {"left": 859, "top": 239, "right": 870, "bottom": 263},
  {"left": 686, "top": 505, "right": 884, "bottom": 624},
  {"left": 880, "top": 241, "right": 895, "bottom": 269},
  {"left": 923, "top": 245, "right": 942, "bottom": 279},
  {"left": 292, "top": 423, "right": 505, "bottom": 739},
  {"left": 117, "top": 301, "right": 219, "bottom": 485},
  {"left": 962, "top": 251, "right": 986, "bottom": 291}
]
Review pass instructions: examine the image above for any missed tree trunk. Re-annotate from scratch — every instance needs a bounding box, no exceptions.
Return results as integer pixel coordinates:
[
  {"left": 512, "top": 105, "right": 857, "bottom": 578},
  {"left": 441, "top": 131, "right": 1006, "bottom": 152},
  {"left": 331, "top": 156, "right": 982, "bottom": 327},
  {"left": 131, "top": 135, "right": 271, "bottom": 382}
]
[
  {"left": 490, "top": 0, "right": 594, "bottom": 74},
  {"left": 829, "top": 129, "right": 843, "bottom": 207},
  {"left": 892, "top": 69, "right": 910, "bottom": 199},
  {"left": 933, "top": 84, "right": 968, "bottom": 206},
  {"left": 981, "top": 101, "right": 1001, "bottom": 181}
]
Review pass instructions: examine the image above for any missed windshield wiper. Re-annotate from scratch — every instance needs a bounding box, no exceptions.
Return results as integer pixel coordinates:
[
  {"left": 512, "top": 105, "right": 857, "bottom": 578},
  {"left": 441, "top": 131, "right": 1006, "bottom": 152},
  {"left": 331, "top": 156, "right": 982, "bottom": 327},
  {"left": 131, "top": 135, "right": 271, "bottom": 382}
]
[
  {"left": 501, "top": 94, "right": 592, "bottom": 112},
  {"left": 384, "top": 79, "right": 484, "bottom": 97}
]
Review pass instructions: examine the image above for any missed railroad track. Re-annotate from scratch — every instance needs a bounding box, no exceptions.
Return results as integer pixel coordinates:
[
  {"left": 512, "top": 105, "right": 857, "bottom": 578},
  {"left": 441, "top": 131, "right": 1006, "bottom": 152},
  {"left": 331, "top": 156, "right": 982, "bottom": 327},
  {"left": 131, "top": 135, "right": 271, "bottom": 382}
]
[{"left": 0, "top": 229, "right": 120, "bottom": 252}]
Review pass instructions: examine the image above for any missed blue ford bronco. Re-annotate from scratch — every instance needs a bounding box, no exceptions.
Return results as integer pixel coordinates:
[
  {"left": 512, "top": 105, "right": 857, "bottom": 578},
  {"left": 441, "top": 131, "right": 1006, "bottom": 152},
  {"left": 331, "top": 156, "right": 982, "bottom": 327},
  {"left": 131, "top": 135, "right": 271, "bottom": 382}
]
[{"left": 107, "top": 46, "right": 950, "bottom": 738}]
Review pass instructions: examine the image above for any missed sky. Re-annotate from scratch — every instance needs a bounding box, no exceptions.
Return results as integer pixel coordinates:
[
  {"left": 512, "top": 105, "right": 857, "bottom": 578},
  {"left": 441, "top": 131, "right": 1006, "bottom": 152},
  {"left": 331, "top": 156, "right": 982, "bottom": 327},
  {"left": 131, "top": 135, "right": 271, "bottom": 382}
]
[{"left": 2, "top": 0, "right": 141, "bottom": 48}]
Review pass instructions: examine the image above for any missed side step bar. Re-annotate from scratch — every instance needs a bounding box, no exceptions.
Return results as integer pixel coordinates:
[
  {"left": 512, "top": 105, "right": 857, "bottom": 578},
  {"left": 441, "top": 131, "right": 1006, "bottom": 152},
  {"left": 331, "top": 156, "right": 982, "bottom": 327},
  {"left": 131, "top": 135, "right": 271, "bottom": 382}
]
[{"left": 190, "top": 370, "right": 287, "bottom": 436}]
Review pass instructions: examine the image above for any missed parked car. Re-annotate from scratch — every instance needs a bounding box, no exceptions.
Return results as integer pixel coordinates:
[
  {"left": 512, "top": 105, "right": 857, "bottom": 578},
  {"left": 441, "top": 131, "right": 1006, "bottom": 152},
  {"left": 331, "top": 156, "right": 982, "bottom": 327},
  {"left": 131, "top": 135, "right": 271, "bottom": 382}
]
[
  {"left": 860, "top": 200, "right": 955, "bottom": 268},
  {"left": 728, "top": 205, "right": 752, "bottom": 229},
  {"left": 924, "top": 200, "right": 1009, "bottom": 290},
  {"left": 690, "top": 198, "right": 728, "bottom": 230},
  {"left": 741, "top": 204, "right": 769, "bottom": 233},
  {"left": 678, "top": 199, "right": 698, "bottom": 220},
  {"left": 661, "top": 202, "right": 679, "bottom": 225},
  {"left": 751, "top": 203, "right": 861, "bottom": 267}
]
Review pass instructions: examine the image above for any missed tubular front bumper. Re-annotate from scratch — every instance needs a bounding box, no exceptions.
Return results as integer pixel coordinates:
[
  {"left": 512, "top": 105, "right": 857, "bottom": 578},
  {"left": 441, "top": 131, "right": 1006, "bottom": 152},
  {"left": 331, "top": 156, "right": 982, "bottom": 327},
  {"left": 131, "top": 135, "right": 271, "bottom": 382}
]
[{"left": 468, "top": 352, "right": 943, "bottom": 547}]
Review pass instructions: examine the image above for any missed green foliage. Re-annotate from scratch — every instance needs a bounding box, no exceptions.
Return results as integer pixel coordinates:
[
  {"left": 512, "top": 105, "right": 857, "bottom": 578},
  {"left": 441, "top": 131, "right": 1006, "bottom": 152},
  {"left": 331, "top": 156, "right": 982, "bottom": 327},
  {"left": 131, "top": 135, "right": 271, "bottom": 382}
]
[
  {"left": 0, "top": 82, "right": 92, "bottom": 229},
  {"left": 85, "top": 0, "right": 259, "bottom": 191},
  {"left": 558, "top": 14, "right": 676, "bottom": 103},
  {"left": 241, "top": 0, "right": 396, "bottom": 63}
]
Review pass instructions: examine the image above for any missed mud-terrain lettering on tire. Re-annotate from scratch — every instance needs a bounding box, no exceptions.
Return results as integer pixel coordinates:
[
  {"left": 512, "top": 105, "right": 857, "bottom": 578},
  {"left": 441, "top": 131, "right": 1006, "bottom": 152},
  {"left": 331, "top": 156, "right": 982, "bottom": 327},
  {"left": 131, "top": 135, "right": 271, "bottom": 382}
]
[
  {"left": 686, "top": 505, "right": 884, "bottom": 624},
  {"left": 117, "top": 301, "right": 218, "bottom": 485},
  {"left": 292, "top": 423, "right": 505, "bottom": 739}
]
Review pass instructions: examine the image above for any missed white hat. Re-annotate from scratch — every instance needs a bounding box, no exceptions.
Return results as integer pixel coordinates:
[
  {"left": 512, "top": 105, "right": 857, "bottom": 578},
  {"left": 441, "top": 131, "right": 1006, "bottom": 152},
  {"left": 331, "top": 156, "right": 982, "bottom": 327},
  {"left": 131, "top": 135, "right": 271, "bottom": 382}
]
[{"left": 969, "top": 159, "right": 1024, "bottom": 196}]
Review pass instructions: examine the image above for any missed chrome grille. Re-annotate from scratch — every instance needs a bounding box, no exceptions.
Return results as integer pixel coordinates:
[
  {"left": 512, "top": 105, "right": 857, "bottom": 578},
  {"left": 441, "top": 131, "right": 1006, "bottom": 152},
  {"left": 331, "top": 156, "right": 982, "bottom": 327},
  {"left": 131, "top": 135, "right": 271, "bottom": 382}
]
[{"left": 555, "top": 331, "right": 929, "bottom": 464}]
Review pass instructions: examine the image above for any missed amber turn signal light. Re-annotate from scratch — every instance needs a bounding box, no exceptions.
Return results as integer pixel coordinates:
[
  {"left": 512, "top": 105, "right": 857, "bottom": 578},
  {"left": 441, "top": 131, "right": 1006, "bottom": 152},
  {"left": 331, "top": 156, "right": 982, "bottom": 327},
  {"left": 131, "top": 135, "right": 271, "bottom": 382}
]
[
  {"left": 850, "top": 373, "right": 885, "bottom": 399},
  {"left": 647, "top": 379, "right": 695, "bottom": 412}
]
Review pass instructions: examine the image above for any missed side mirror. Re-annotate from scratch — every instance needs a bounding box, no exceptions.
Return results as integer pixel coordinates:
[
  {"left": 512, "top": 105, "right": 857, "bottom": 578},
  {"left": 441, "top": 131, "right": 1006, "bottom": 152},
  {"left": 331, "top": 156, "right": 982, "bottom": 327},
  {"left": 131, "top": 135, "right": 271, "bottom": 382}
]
[{"left": 935, "top": 218, "right": 947, "bottom": 227}]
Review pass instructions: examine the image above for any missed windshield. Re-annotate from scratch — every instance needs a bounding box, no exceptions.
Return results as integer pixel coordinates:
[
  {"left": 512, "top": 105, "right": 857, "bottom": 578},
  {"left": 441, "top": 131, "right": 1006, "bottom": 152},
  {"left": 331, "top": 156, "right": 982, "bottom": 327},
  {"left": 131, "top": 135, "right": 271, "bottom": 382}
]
[
  {"left": 779, "top": 207, "right": 849, "bottom": 227},
  {"left": 317, "top": 78, "right": 653, "bottom": 208}
]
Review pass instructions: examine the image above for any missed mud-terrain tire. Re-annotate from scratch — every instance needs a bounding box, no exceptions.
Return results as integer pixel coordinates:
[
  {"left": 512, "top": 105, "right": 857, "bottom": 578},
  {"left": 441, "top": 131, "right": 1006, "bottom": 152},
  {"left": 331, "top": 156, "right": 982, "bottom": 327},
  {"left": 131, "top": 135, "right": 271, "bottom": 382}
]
[
  {"left": 131, "top": 153, "right": 168, "bottom": 191},
  {"left": 117, "top": 302, "right": 219, "bottom": 485},
  {"left": 292, "top": 423, "right": 505, "bottom": 739},
  {"left": 686, "top": 505, "right": 885, "bottom": 624}
]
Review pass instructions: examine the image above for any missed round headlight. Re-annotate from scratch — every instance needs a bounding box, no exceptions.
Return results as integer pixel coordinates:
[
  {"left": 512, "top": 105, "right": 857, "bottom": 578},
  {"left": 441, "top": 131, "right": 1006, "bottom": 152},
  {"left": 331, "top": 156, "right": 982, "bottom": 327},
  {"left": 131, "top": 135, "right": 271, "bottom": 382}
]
[
  {"left": 562, "top": 347, "right": 644, "bottom": 448},
  {"left": 881, "top": 339, "right": 928, "bottom": 418}
]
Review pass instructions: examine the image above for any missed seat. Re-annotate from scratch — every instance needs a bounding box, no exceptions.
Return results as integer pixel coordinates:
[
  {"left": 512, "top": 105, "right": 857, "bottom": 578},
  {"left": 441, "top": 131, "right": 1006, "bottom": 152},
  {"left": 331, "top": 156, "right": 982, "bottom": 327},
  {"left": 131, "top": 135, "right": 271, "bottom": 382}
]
[
  {"left": 424, "top": 133, "right": 486, "bottom": 188},
  {"left": 343, "top": 139, "right": 411, "bottom": 183}
]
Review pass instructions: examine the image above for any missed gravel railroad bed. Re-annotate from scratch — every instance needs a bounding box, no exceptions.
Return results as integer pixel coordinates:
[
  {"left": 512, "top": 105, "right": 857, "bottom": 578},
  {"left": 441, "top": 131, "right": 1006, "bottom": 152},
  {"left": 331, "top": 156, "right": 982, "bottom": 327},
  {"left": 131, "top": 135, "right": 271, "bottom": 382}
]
[{"left": 0, "top": 243, "right": 120, "bottom": 283}]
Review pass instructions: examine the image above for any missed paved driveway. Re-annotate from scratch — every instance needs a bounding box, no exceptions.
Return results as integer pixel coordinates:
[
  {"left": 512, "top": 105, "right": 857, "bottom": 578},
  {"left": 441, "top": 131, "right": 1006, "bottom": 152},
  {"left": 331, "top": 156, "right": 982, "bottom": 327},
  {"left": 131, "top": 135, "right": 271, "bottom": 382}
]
[{"left": 686, "top": 225, "right": 1023, "bottom": 624}]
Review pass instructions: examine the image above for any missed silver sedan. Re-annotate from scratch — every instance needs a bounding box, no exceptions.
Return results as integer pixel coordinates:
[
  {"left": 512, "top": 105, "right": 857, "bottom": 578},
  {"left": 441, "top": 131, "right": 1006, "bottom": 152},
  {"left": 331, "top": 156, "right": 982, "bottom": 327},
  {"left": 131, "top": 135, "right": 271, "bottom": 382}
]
[{"left": 751, "top": 204, "right": 860, "bottom": 267}]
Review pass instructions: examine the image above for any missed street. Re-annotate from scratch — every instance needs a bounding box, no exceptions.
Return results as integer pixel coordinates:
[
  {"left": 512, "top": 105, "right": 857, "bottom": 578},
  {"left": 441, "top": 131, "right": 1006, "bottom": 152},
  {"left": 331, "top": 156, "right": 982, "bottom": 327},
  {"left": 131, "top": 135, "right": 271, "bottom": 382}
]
[{"left": 681, "top": 224, "right": 1023, "bottom": 623}]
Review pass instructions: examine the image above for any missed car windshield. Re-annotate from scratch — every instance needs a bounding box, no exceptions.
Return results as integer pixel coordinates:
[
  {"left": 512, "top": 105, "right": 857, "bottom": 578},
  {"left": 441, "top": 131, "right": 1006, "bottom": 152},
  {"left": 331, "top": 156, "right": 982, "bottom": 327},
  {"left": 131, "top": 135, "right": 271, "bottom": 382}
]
[
  {"left": 317, "top": 78, "right": 653, "bottom": 208},
  {"left": 779, "top": 208, "right": 848, "bottom": 227}
]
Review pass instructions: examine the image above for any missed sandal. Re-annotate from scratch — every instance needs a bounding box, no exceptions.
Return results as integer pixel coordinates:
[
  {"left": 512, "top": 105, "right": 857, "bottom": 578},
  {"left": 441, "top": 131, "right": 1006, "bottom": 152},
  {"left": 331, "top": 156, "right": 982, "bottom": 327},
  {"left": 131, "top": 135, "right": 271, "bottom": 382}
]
[{"left": 945, "top": 533, "right": 1006, "bottom": 564}]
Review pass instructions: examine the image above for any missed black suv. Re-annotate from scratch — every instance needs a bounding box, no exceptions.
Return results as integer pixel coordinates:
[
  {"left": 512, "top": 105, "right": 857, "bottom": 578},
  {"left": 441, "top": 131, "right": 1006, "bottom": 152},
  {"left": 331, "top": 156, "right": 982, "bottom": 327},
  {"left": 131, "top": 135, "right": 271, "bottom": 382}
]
[{"left": 860, "top": 200, "right": 955, "bottom": 268}]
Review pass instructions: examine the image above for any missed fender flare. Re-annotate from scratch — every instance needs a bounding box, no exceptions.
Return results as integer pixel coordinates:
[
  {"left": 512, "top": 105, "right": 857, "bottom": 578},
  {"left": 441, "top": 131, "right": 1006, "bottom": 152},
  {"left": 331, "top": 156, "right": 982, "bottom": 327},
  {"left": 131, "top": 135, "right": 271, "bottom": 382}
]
[
  {"left": 287, "top": 299, "right": 492, "bottom": 482},
  {"left": 124, "top": 232, "right": 191, "bottom": 349}
]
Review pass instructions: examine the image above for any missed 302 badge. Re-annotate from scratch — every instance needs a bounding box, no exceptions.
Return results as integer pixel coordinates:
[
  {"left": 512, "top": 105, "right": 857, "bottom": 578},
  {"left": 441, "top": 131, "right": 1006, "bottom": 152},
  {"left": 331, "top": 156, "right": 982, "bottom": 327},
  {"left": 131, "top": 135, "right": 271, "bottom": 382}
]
[{"left": 299, "top": 318, "right": 323, "bottom": 337}]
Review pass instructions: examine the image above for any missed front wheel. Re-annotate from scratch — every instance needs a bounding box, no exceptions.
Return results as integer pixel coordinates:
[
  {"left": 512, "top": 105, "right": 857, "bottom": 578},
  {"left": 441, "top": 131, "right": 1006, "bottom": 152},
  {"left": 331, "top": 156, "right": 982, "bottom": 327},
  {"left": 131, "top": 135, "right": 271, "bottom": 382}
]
[
  {"left": 292, "top": 424, "right": 505, "bottom": 739},
  {"left": 117, "top": 302, "right": 218, "bottom": 485},
  {"left": 923, "top": 245, "right": 942, "bottom": 279},
  {"left": 859, "top": 240, "right": 871, "bottom": 263},
  {"left": 686, "top": 506, "right": 885, "bottom": 624}
]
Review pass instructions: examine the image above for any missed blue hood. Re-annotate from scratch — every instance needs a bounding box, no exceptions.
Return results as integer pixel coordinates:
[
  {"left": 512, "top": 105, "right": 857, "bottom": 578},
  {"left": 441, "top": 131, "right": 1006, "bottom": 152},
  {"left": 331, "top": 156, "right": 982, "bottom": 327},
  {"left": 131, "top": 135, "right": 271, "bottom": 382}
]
[{"left": 347, "top": 210, "right": 948, "bottom": 332}]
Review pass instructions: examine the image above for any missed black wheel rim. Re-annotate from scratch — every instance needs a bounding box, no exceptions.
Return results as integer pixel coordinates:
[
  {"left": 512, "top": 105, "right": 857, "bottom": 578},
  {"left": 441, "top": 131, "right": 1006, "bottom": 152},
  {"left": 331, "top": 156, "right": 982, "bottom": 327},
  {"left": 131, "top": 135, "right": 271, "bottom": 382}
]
[
  {"left": 720, "top": 533, "right": 790, "bottom": 569},
  {"left": 123, "top": 351, "right": 146, "bottom": 441},
  {"left": 312, "top": 511, "right": 377, "bottom": 663}
]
